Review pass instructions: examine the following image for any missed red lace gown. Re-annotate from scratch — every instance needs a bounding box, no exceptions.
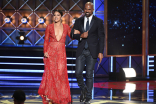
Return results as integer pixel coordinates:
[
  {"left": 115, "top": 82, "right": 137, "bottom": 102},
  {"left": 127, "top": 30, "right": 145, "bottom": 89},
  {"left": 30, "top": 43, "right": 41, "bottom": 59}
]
[{"left": 38, "top": 24, "right": 71, "bottom": 104}]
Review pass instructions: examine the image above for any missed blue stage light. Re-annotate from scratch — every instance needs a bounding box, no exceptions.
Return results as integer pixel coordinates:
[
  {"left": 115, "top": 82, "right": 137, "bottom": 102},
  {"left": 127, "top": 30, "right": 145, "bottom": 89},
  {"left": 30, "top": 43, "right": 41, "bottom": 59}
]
[
  {"left": 0, "top": 69, "right": 86, "bottom": 73},
  {"left": 0, "top": 76, "right": 85, "bottom": 81},
  {"left": 114, "top": 21, "right": 117, "bottom": 24},
  {"left": 21, "top": 18, "right": 28, "bottom": 23},
  {"left": 0, "top": 56, "right": 76, "bottom": 60},
  {"left": 38, "top": 17, "right": 45, "bottom": 24},
  {"left": 0, "top": 62, "right": 76, "bottom": 66},
  {"left": 4, "top": 17, "right": 11, "bottom": 23},
  {"left": 113, "top": 20, "right": 119, "bottom": 27},
  {"left": 0, "top": 82, "right": 79, "bottom": 88}
]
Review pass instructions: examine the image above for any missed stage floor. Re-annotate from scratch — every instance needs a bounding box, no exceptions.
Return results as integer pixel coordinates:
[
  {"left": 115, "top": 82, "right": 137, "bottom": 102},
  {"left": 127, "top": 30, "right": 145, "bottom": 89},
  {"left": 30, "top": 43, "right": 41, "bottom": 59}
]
[
  {"left": 1, "top": 78, "right": 156, "bottom": 104},
  {"left": 1, "top": 99, "right": 156, "bottom": 104}
]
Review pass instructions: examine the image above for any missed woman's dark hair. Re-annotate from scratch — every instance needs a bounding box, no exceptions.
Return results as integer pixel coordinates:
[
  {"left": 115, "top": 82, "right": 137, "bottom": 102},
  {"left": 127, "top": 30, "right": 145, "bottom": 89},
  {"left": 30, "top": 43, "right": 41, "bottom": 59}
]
[{"left": 53, "top": 10, "right": 63, "bottom": 16}]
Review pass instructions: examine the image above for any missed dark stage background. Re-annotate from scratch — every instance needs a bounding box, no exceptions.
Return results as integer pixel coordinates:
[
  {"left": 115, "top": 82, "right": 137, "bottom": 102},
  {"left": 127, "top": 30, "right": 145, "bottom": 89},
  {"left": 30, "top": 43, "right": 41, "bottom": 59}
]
[
  {"left": 107, "top": 0, "right": 142, "bottom": 55},
  {"left": 149, "top": 0, "right": 156, "bottom": 55}
]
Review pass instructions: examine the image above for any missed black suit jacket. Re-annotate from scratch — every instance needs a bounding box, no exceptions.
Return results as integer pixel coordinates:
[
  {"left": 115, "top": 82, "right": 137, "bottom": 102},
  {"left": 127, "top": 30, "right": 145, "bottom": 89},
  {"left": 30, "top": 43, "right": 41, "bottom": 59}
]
[{"left": 71, "top": 16, "right": 105, "bottom": 58}]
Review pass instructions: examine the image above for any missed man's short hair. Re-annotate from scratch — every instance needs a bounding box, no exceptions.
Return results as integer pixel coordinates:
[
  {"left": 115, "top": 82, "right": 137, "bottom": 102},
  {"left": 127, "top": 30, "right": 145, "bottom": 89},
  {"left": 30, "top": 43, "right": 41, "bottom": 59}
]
[
  {"left": 12, "top": 90, "right": 26, "bottom": 102},
  {"left": 86, "top": 2, "right": 94, "bottom": 9}
]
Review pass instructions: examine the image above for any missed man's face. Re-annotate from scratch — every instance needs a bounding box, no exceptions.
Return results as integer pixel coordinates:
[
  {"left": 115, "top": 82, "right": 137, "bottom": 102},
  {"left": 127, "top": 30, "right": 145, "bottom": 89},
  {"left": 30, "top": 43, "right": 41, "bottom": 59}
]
[{"left": 84, "top": 4, "right": 94, "bottom": 17}]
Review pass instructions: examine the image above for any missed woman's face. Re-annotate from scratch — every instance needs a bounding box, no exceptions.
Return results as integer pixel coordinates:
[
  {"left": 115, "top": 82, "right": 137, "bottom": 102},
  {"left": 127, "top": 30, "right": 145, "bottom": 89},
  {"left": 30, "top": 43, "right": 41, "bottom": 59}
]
[{"left": 53, "top": 11, "right": 62, "bottom": 23}]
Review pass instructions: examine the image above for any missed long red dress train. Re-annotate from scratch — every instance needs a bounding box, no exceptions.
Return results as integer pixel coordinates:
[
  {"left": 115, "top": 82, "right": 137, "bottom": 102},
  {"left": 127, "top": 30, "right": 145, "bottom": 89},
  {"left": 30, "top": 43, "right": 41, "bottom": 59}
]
[{"left": 38, "top": 23, "right": 72, "bottom": 104}]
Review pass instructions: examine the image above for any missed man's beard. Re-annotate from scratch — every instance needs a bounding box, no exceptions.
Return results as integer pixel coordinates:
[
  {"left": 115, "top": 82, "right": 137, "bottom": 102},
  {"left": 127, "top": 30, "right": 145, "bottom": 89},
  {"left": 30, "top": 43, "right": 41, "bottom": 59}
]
[
  {"left": 85, "top": 12, "right": 91, "bottom": 17},
  {"left": 85, "top": 12, "right": 93, "bottom": 17}
]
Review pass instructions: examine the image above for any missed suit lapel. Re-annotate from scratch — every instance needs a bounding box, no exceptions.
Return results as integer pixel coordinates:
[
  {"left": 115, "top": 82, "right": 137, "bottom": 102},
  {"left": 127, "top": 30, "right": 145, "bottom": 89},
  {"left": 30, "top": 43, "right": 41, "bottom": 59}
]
[
  {"left": 88, "top": 16, "right": 95, "bottom": 31},
  {"left": 81, "top": 17, "right": 85, "bottom": 32},
  {"left": 81, "top": 15, "right": 95, "bottom": 32}
]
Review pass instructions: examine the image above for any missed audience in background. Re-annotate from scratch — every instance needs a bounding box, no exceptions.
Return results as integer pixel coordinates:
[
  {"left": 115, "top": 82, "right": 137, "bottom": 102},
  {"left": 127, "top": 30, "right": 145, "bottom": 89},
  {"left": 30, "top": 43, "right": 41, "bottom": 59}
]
[{"left": 12, "top": 90, "right": 26, "bottom": 104}]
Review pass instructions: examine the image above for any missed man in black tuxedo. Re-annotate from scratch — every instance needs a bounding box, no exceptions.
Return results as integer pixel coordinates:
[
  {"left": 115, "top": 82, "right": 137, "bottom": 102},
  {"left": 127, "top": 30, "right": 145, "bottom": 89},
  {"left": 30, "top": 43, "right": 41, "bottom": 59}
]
[{"left": 71, "top": 2, "right": 104, "bottom": 104}]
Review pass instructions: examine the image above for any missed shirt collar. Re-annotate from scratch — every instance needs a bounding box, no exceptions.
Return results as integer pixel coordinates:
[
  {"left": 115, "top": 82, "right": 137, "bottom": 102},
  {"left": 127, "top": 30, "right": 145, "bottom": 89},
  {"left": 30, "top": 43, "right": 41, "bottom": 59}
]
[{"left": 85, "top": 14, "right": 93, "bottom": 20}]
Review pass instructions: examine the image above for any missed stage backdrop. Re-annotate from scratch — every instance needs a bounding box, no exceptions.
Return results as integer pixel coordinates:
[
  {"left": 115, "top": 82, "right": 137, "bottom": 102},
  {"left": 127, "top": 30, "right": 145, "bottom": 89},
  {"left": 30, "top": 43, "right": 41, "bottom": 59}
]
[
  {"left": 0, "top": 0, "right": 91, "bottom": 47},
  {"left": 106, "top": 0, "right": 142, "bottom": 56},
  {"left": 149, "top": 0, "right": 156, "bottom": 55}
]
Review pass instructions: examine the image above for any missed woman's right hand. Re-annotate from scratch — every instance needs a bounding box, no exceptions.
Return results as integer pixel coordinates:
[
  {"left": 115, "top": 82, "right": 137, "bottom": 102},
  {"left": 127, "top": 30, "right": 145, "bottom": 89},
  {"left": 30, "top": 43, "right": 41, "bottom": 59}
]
[{"left": 44, "top": 52, "right": 49, "bottom": 58}]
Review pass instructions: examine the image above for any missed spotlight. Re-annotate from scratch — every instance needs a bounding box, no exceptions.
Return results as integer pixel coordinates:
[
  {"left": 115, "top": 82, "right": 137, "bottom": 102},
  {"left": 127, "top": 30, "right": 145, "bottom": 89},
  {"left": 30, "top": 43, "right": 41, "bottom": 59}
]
[
  {"left": 20, "top": 36, "right": 24, "bottom": 40},
  {"left": 4, "top": 17, "right": 11, "bottom": 23},
  {"left": 21, "top": 17, "right": 28, "bottom": 24},
  {"left": 122, "top": 68, "right": 136, "bottom": 78},
  {"left": 109, "top": 68, "right": 136, "bottom": 81},
  {"left": 16, "top": 31, "right": 27, "bottom": 44},
  {"left": 38, "top": 17, "right": 45, "bottom": 24},
  {"left": 123, "top": 83, "right": 136, "bottom": 93}
]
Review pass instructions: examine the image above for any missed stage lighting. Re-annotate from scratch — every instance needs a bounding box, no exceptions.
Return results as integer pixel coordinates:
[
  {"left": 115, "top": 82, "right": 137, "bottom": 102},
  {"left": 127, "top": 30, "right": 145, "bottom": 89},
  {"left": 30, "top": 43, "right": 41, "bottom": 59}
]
[
  {"left": 4, "top": 17, "right": 11, "bottom": 23},
  {"left": 38, "top": 17, "right": 45, "bottom": 24},
  {"left": 123, "top": 83, "right": 136, "bottom": 93},
  {"left": 20, "top": 36, "right": 24, "bottom": 40},
  {"left": 114, "top": 21, "right": 117, "bottom": 24},
  {"left": 122, "top": 68, "right": 136, "bottom": 78},
  {"left": 16, "top": 31, "right": 27, "bottom": 44},
  {"left": 21, "top": 18, "right": 28, "bottom": 24}
]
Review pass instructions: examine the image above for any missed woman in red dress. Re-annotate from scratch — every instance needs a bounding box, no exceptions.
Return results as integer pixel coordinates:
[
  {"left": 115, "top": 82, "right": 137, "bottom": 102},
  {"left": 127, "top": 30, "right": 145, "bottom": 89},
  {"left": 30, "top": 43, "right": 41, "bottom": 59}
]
[{"left": 38, "top": 10, "right": 72, "bottom": 104}]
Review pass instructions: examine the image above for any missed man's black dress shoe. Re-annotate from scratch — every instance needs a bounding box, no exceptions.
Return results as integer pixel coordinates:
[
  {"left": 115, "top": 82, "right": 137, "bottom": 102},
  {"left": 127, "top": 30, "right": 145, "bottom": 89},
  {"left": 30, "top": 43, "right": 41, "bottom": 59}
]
[
  {"left": 84, "top": 97, "right": 91, "bottom": 104},
  {"left": 80, "top": 88, "right": 87, "bottom": 102}
]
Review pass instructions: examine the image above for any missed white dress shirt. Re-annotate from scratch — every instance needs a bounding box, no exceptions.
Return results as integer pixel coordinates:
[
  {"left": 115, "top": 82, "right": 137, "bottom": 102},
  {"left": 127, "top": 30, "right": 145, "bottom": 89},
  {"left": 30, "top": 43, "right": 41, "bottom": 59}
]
[
  {"left": 80, "top": 15, "right": 93, "bottom": 41},
  {"left": 84, "top": 14, "right": 93, "bottom": 31}
]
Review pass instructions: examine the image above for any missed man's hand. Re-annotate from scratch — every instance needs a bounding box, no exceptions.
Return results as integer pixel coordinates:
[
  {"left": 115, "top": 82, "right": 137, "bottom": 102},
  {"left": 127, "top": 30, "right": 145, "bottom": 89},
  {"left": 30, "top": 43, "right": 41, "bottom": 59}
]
[
  {"left": 98, "top": 53, "right": 103, "bottom": 63},
  {"left": 80, "top": 31, "right": 88, "bottom": 38},
  {"left": 74, "top": 29, "right": 80, "bottom": 34}
]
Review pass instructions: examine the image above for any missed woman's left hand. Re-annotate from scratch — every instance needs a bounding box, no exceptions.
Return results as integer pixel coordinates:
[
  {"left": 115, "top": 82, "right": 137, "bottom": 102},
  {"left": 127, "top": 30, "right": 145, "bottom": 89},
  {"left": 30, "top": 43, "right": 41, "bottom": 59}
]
[{"left": 74, "top": 29, "right": 80, "bottom": 34}]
